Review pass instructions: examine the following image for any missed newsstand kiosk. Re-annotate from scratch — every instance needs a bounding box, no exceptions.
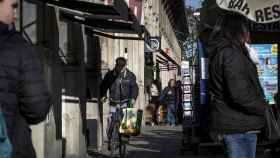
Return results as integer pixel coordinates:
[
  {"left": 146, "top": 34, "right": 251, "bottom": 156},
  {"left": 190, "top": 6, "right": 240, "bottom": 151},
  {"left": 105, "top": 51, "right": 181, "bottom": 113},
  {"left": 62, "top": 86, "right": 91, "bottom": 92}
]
[{"left": 250, "top": 22, "right": 280, "bottom": 150}]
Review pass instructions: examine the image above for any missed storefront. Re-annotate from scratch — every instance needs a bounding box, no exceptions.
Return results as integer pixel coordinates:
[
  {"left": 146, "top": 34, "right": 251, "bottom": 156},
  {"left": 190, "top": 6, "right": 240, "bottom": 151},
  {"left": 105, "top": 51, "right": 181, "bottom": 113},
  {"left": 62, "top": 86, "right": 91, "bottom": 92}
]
[
  {"left": 250, "top": 21, "right": 280, "bottom": 105},
  {"left": 20, "top": 0, "right": 145, "bottom": 157}
]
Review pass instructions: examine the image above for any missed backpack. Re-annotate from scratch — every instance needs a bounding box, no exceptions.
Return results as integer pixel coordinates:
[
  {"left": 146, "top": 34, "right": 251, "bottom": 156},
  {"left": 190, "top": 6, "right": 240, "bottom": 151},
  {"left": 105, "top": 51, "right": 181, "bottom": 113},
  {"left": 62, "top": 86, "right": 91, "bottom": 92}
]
[{"left": 0, "top": 107, "right": 12, "bottom": 158}]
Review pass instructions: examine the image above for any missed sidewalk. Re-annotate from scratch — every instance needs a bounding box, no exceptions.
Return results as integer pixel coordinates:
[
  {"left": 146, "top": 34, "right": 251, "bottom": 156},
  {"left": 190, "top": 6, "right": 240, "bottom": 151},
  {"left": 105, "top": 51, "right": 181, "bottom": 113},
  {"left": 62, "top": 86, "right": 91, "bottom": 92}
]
[{"left": 88, "top": 125, "right": 268, "bottom": 158}]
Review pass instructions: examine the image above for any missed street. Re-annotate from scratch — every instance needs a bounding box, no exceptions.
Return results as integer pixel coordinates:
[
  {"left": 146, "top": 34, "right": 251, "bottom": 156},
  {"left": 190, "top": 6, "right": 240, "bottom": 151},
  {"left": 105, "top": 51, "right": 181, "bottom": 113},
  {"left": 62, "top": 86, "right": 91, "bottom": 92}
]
[{"left": 89, "top": 125, "right": 272, "bottom": 158}]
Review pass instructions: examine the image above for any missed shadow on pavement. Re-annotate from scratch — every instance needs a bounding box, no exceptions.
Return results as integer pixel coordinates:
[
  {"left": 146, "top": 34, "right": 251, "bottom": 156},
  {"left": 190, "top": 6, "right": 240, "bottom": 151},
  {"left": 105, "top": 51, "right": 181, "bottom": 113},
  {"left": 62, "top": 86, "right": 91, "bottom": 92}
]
[{"left": 125, "top": 126, "right": 225, "bottom": 158}]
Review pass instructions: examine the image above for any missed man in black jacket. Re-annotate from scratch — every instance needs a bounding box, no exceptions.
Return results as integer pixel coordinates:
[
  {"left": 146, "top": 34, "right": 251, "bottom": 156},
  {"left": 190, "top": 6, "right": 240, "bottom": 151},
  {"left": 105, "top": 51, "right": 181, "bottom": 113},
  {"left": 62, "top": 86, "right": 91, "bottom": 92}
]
[
  {"left": 100, "top": 57, "right": 138, "bottom": 105},
  {"left": 100, "top": 57, "right": 138, "bottom": 141},
  {"left": 208, "top": 13, "right": 267, "bottom": 158},
  {"left": 0, "top": 0, "right": 51, "bottom": 157}
]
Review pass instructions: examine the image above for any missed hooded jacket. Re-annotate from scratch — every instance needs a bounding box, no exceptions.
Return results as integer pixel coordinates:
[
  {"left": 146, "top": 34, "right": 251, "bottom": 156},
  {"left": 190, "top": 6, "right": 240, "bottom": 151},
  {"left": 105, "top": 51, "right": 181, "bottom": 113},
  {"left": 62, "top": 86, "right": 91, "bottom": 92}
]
[
  {"left": 0, "top": 22, "right": 50, "bottom": 158},
  {"left": 207, "top": 37, "right": 267, "bottom": 134}
]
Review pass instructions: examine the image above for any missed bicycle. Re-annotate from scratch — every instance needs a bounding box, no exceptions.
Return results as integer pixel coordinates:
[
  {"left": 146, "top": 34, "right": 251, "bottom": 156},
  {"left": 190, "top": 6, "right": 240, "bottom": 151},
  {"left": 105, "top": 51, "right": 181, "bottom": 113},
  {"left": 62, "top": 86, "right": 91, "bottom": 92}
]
[{"left": 107, "top": 101, "right": 129, "bottom": 158}]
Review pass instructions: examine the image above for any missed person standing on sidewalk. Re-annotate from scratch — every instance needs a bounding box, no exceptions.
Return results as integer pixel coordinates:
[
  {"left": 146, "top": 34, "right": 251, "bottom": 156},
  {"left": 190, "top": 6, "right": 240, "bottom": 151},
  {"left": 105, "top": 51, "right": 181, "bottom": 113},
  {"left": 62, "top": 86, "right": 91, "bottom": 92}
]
[
  {"left": 0, "top": 0, "right": 51, "bottom": 157},
  {"left": 159, "top": 79, "right": 177, "bottom": 126},
  {"left": 208, "top": 12, "right": 267, "bottom": 158}
]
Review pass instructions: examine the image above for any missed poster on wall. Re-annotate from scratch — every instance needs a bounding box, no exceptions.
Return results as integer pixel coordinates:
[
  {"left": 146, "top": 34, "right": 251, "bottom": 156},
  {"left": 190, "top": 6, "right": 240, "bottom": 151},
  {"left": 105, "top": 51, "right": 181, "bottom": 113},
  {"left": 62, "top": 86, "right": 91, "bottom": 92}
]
[
  {"left": 182, "top": 76, "right": 191, "bottom": 84},
  {"left": 183, "top": 94, "right": 192, "bottom": 102},
  {"left": 182, "top": 69, "right": 190, "bottom": 76},
  {"left": 250, "top": 44, "right": 278, "bottom": 104},
  {"left": 181, "top": 61, "right": 190, "bottom": 76},
  {"left": 183, "top": 85, "right": 191, "bottom": 93},
  {"left": 183, "top": 102, "right": 192, "bottom": 110}
]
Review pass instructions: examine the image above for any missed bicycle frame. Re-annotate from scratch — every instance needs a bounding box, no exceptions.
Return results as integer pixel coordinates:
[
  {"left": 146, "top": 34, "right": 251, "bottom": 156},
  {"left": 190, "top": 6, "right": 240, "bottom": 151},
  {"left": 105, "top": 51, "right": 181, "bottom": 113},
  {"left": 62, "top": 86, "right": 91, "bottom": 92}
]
[{"left": 108, "top": 103, "right": 128, "bottom": 158}]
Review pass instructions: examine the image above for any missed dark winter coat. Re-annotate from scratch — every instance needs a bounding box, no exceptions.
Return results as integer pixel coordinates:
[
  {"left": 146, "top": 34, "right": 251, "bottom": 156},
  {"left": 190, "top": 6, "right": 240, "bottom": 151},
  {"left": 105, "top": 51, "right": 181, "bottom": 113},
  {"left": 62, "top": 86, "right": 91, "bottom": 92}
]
[
  {"left": 159, "top": 87, "right": 176, "bottom": 106},
  {"left": 0, "top": 22, "right": 51, "bottom": 158},
  {"left": 208, "top": 37, "right": 267, "bottom": 134},
  {"left": 100, "top": 69, "right": 138, "bottom": 102}
]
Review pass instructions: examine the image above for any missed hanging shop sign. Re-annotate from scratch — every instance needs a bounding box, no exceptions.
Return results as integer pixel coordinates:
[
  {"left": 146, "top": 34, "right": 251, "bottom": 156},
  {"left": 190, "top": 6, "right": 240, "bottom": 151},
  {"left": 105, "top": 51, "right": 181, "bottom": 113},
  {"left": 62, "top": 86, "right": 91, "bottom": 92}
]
[
  {"left": 150, "top": 37, "right": 161, "bottom": 51},
  {"left": 217, "top": 0, "right": 280, "bottom": 23},
  {"left": 144, "top": 36, "right": 161, "bottom": 52}
]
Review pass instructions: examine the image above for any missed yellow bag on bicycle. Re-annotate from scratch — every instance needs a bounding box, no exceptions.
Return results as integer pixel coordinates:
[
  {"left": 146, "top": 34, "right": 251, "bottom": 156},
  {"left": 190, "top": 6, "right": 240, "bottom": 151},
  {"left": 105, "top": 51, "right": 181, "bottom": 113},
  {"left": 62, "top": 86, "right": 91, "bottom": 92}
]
[{"left": 119, "top": 108, "right": 143, "bottom": 136}]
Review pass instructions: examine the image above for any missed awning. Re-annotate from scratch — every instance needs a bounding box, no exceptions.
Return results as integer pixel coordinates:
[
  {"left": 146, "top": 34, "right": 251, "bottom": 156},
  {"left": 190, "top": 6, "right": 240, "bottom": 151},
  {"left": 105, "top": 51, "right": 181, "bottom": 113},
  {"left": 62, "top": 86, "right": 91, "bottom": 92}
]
[
  {"left": 28, "top": 0, "right": 143, "bottom": 36},
  {"left": 60, "top": 10, "right": 142, "bottom": 35},
  {"left": 217, "top": 0, "right": 280, "bottom": 23},
  {"left": 144, "top": 36, "right": 180, "bottom": 70},
  {"left": 155, "top": 50, "right": 180, "bottom": 71},
  {"left": 27, "top": 0, "right": 128, "bottom": 18},
  {"left": 159, "top": 49, "right": 180, "bottom": 68}
]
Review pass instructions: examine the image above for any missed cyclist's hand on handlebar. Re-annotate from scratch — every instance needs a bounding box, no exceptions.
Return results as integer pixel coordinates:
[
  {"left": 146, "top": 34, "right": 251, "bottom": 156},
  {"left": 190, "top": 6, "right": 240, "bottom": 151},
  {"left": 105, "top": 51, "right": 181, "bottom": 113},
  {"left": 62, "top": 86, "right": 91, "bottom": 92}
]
[
  {"left": 130, "top": 99, "right": 136, "bottom": 105},
  {"left": 101, "top": 97, "right": 107, "bottom": 103}
]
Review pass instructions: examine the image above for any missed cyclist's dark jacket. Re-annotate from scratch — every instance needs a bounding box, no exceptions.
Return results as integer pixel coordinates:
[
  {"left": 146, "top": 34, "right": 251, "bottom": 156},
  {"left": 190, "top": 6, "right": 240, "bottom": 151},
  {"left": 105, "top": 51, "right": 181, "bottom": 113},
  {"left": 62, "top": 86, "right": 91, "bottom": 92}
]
[{"left": 100, "top": 69, "right": 138, "bottom": 102}]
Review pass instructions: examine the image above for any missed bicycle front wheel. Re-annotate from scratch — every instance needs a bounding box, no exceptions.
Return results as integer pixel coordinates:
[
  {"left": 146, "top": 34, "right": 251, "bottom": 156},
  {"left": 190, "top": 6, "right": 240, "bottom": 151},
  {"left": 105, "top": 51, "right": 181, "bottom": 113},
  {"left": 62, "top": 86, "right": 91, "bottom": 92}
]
[
  {"left": 110, "top": 123, "right": 120, "bottom": 158},
  {"left": 119, "top": 135, "right": 127, "bottom": 158}
]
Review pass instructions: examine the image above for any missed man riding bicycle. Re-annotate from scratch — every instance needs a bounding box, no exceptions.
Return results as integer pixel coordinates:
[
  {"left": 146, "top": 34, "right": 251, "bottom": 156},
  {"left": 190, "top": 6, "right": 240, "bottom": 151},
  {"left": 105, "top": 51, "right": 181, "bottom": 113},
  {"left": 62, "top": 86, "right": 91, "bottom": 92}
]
[{"left": 100, "top": 57, "right": 139, "bottom": 142}]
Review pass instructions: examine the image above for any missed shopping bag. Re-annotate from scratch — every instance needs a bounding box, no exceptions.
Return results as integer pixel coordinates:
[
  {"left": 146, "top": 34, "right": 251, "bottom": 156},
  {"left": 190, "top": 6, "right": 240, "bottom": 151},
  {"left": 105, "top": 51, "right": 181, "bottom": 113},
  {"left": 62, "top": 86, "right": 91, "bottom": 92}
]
[
  {"left": 119, "top": 108, "right": 143, "bottom": 136},
  {"left": 0, "top": 108, "right": 12, "bottom": 158},
  {"left": 264, "top": 106, "right": 280, "bottom": 141}
]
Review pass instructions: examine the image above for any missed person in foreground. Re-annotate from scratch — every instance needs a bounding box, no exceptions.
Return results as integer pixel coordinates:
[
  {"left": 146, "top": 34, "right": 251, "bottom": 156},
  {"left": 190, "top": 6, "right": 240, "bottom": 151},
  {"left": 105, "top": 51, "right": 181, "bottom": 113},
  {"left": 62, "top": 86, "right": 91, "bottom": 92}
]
[
  {"left": 207, "top": 12, "right": 267, "bottom": 158},
  {"left": 0, "top": 0, "right": 51, "bottom": 157}
]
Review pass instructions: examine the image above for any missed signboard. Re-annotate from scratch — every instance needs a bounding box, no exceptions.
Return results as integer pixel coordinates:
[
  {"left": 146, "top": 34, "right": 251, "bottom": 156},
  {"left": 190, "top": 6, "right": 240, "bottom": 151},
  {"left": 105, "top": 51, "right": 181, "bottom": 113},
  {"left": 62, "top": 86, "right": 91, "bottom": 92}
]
[
  {"left": 182, "top": 76, "right": 191, "bottom": 84},
  {"left": 181, "top": 61, "right": 190, "bottom": 77},
  {"left": 144, "top": 36, "right": 161, "bottom": 53},
  {"left": 250, "top": 44, "right": 278, "bottom": 104},
  {"left": 183, "top": 102, "right": 192, "bottom": 111},
  {"left": 181, "top": 61, "right": 190, "bottom": 69},
  {"left": 250, "top": 21, "right": 280, "bottom": 32},
  {"left": 217, "top": 0, "right": 280, "bottom": 23},
  {"left": 183, "top": 94, "right": 192, "bottom": 102},
  {"left": 183, "top": 85, "right": 191, "bottom": 93},
  {"left": 150, "top": 38, "right": 161, "bottom": 51}
]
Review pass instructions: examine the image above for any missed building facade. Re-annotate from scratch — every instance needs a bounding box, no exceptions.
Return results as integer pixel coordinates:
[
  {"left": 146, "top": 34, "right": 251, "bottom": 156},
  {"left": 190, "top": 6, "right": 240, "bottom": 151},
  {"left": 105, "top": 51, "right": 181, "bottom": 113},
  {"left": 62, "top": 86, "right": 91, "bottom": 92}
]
[{"left": 18, "top": 0, "right": 187, "bottom": 157}]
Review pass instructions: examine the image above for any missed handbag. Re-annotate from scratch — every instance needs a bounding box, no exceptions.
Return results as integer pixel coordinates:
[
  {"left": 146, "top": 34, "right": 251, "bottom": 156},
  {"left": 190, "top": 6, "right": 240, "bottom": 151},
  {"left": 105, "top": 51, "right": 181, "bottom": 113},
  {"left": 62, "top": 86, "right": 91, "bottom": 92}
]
[
  {"left": 264, "top": 106, "right": 280, "bottom": 141},
  {"left": 119, "top": 107, "right": 143, "bottom": 136},
  {"left": 0, "top": 107, "right": 12, "bottom": 158}
]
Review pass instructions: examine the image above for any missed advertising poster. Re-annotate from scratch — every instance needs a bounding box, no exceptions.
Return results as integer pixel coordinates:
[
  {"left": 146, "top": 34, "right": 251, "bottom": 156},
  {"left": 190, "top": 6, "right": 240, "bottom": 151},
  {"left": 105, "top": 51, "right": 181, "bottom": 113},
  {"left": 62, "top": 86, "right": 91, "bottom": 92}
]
[
  {"left": 181, "top": 61, "right": 190, "bottom": 76},
  {"left": 183, "top": 94, "right": 192, "bottom": 102},
  {"left": 183, "top": 102, "right": 192, "bottom": 110},
  {"left": 182, "top": 76, "right": 191, "bottom": 84},
  {"left": 183, "top": 85, "right": 191, "bottom": 93},
  {"left": 251, "top": 44, "right": 278, "bottom": 104}
]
